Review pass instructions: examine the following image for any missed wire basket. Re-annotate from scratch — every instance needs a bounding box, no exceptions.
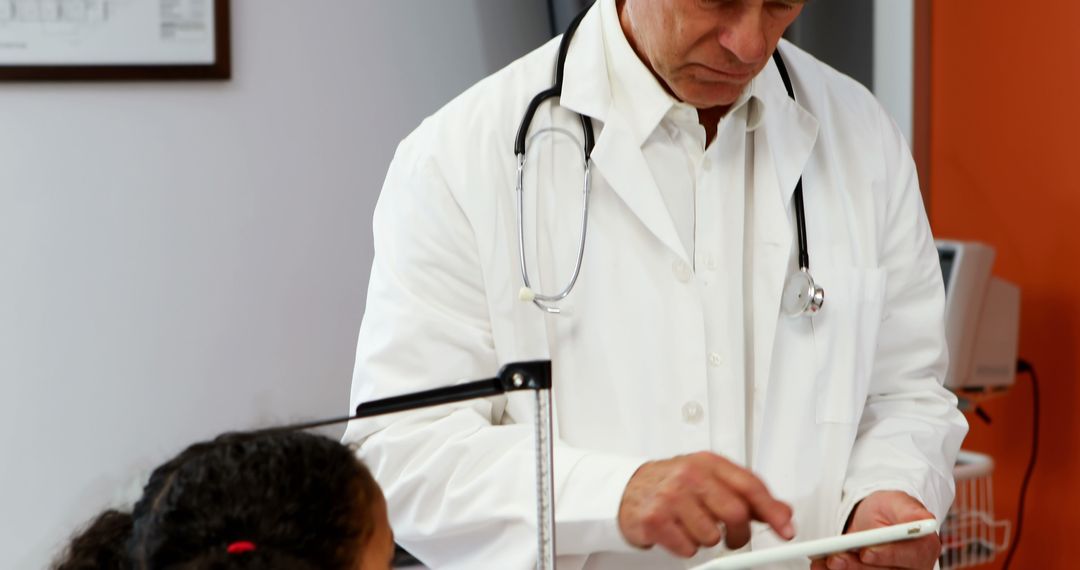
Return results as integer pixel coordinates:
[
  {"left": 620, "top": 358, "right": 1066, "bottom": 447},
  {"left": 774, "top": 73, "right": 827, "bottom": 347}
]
[{"left": 940, "top": 450, "right": 1011, "bottom": 569}]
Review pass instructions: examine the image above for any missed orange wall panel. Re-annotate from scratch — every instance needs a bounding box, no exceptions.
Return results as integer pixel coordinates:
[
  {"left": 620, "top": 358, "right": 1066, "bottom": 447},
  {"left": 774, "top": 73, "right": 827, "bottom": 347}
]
[{"left": 929, "top": 2, "right": 1080, "bottom": 568}]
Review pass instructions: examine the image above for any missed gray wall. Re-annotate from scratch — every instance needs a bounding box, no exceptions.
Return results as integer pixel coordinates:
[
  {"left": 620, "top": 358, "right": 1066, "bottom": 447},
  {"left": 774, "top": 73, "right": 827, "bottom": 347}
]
[
  {"left": 550, "top": 0, "right": 592, "bottom": 34},
  {"left": 788, "top": 0, "right": 916, "bottom": 144},
  {"left": 785, "top": 0, "right": 875, "bottom": 91},
  {"left": 0, "top": 1, "right": 549, "bottom": 567},
  {"left": 873, "top": 0, "right": 914, "bottom": 144}
]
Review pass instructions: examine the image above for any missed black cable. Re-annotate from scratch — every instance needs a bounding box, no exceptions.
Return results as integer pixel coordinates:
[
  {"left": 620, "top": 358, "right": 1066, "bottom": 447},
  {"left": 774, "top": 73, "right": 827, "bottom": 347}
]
[{"left": 1002, "top": 359, "right": 1040, "bottom": 570}]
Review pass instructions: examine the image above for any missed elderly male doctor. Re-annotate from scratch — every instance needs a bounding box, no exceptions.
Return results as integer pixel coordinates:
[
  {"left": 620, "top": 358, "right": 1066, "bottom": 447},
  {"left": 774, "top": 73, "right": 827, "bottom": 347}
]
[{"left": 343, "top": 0, "right": 967, "bottom": 568}]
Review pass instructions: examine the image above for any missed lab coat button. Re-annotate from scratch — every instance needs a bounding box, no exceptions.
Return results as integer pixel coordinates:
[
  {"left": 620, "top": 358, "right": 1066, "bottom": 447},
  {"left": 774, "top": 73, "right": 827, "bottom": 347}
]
[
  {"left": 705, "top": 254, "right": 718, "bottom": 270},
  {"left": 681, "top": 401, "right": 704, "bottom": 424},
  {"left": 672, "top": 260, "right": 692, "bottom": 283},
  {"left": 708, "top": 352, "right": 723, "bottom": 367}
]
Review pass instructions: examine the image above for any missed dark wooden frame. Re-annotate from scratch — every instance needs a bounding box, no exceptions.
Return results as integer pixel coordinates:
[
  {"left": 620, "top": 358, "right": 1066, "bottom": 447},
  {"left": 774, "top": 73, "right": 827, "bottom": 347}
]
[{"left": 0, "top": 0, "right": 230, "bottom": 81}]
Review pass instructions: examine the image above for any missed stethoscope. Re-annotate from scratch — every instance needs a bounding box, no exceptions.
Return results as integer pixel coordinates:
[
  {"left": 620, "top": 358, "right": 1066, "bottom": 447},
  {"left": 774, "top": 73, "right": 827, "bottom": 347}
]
[{"left": 515, "top": 7, "right": 823, "bottom": 318}]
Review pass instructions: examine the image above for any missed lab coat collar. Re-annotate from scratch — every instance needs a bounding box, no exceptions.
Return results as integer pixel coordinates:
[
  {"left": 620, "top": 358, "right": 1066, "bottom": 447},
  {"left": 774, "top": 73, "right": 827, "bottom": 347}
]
[
  {"left": 561, "top": 3, "right": 816, "bottom": 174},
  {"left": 596, "top": 0, "right": 675, "bottom": 147},
  {"left": 562, "top": 0, "right": 763, "bottom": 145},
  {"left": 751, "top": 42, "right": 820, "bottom": 210},
  {"left": 559, "top": 3, "right": 608, "bottom": 126}
]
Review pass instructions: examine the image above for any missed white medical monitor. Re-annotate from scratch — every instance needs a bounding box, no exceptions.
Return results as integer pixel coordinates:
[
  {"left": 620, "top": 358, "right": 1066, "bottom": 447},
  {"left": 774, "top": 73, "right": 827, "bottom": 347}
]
[{"left": 936, "top": 240, "right": 1020, "bottom": 394}]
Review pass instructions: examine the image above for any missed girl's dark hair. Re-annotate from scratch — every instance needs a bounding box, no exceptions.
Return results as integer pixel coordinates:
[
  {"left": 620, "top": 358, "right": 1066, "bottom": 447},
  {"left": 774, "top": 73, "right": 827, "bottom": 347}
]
[
  {"left": 129, "top": 430, "right": 379, "bottom": 569},
  {"left": 53, "top": 509, "right": 134, "bottom": 570},
  {"left": 57, "top": 430, "right": 380, "bottom": 569}
]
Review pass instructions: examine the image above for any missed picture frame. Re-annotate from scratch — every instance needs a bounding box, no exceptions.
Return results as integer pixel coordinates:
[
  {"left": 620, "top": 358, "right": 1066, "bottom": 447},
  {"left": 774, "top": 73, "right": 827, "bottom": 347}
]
[{"left": 0, "top": 0, "right": 230, "bottom": 81}]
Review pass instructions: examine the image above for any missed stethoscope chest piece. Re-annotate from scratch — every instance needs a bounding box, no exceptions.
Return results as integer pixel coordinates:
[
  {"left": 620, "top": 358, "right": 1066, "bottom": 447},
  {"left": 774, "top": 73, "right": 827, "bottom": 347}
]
[{"left": 782, "top": 269, "right": 825, "bottom": 318}]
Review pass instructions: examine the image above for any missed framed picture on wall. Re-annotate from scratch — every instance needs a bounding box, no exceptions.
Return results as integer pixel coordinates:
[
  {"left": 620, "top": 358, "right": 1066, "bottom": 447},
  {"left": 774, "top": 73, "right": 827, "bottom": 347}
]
[{"left": 0, "top": 0, "right": 229, "bottom": 80}]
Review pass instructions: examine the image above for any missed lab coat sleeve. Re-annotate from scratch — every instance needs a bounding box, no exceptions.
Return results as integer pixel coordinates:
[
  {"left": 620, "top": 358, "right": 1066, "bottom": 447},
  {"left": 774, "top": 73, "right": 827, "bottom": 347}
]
[
  {"left": 836, "top": 108, "right": 969, "bottom": 531},
  {"left": 343, "top": 129, "right": 644, "bottom": 569}
]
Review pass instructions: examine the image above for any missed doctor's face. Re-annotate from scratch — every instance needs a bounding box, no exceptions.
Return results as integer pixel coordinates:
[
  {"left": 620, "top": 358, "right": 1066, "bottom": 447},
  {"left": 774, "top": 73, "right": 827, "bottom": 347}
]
[{"left": 618, "top": 0, "right": 806, "bottom": 109}]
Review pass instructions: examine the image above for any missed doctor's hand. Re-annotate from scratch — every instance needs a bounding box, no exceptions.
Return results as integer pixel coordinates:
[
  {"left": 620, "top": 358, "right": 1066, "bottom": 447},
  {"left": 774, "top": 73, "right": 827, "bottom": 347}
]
[
  {"left": 617, "top": 452, "right": 794, "bottom": 558},
  {"left": 810, "top": 491, "right": 941, "bottom": 570}
]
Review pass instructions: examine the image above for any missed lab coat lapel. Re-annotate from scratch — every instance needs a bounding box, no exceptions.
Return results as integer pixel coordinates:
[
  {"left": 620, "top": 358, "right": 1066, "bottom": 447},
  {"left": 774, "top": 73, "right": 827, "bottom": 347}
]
[
  {"left": 559, "top": 5, "right": 690, "bottom": 265},
  {"left": 590, "top": 112, "right": 691, "bottom": 264},
  {"left": 751, "top": 57, "right": 819, "bottom": 419}
]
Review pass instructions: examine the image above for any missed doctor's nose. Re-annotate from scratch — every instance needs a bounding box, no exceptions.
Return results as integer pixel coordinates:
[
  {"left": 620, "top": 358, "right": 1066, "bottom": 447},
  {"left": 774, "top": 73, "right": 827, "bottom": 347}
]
[{"left": 716, "top": 6, "right": 769, "bottom": 65}]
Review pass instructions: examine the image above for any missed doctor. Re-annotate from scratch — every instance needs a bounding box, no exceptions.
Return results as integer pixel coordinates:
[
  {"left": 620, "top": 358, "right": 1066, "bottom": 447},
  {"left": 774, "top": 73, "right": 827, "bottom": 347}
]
[{"left": 343, "top": 0, "right": 967, "bottom": 569}]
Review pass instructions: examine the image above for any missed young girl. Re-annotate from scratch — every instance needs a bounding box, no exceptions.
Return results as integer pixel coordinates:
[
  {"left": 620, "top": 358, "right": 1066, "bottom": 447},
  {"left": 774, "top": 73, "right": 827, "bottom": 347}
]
[{"left": 53, "top": 430, "right": 393, "bottom": 569}]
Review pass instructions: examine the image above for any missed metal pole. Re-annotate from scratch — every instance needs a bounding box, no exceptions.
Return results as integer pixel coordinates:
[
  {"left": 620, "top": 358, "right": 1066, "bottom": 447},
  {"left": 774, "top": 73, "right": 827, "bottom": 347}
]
[
  {"left": 274, "top": 361, "right": 555, "bottom": 566},
  {"left": 535, "top": 387, "right": 556, "bottom": 569}
]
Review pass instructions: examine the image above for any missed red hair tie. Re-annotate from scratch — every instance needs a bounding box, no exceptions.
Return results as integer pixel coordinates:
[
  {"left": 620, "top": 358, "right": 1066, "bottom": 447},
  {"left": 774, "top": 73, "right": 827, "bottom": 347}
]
[{"left": 226, "top": 541, "right": 257, "bottom": 554}]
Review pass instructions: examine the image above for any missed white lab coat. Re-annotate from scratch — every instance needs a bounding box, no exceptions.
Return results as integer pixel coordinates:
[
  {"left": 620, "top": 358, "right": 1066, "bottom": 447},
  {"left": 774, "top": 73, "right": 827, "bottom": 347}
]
[{"left": 343, "top": 4, "right": 967, "bottom": 569}]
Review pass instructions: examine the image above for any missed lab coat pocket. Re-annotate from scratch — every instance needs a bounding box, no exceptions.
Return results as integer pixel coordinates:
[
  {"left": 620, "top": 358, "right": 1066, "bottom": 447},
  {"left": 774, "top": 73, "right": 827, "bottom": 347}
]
[{"left": 813, "top": 265, "right": 888, "bottom": 424}]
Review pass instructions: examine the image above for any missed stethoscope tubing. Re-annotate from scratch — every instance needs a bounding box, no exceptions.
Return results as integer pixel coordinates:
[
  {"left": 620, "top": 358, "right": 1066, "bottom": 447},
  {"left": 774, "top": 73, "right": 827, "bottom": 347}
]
[
  {"left": 515, "top": 3, "right": 822, "bottom": 317},
  {"left": 514, "top": 6, "right": 596, "bottom": 314},
  {"left": 770, "top": 49, "right": 811, "bottom": 273},
  {"left": 515, "top": 146, "right": 592, "bottom": 314}
]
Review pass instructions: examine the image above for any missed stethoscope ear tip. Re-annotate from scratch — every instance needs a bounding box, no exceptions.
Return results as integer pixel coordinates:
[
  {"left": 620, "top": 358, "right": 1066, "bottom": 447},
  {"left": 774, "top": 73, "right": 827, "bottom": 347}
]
[{"left": 518, "top": 287, "right": 537, "bottom": 302}]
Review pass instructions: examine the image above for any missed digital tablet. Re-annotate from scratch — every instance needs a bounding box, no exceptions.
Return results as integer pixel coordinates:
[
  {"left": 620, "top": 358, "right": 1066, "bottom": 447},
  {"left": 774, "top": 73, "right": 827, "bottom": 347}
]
[{"left": 689, "top": 519, "right": 939, "bottom": 570}]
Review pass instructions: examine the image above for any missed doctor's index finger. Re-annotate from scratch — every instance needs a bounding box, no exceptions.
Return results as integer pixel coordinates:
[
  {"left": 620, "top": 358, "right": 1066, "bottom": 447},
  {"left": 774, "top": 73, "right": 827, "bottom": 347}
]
[{"left": 709, "top": 459, "right": 795, "bottom": 540}]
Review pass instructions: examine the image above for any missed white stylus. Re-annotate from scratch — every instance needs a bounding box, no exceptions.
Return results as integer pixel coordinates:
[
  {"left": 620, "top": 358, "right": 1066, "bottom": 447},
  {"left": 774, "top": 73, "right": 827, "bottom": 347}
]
[{"left": 690, "top": 519, "right": 939, "bottom": 570}]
